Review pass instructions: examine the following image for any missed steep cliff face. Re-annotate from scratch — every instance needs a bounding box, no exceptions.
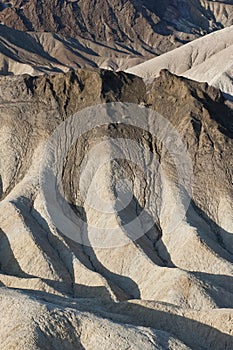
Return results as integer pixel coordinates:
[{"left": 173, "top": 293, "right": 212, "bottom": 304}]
[
  {"left": 0, "top": 68, "right": 232, "bottom": 349},
  {"left": 1, "top": 0, "right": 233, "bottom": 55}
]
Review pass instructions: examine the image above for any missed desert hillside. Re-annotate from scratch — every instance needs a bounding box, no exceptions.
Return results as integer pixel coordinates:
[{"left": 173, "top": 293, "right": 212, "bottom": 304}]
[
  {"left": 0, "top": 24, "right": 149, "bottom": 75},
  {"left": 1, "top": 0, "right": 233, "bottom": 54},
  {"left": 0, "top": 1, "right": 232, "bottom": 349},
  {"left": 127, "top": 26, "right": 233, "bottom": 99},
  {"left": 0, "top": 69, "right": 232, "bottom": 349}
]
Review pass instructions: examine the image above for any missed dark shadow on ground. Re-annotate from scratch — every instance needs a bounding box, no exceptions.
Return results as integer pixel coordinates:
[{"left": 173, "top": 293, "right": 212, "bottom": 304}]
[
  {"left": 186, "top": 199, "right": 233, "bottom": 263},
  {"left": 12, "top": 196, "right": 140, "bottom": 300},
  {"left": 191, "top": 271, "right": 233, "bottom": 308},
  {"left": 116, "top": 192, "right": 175, "bottom": 267},
  {"left": 0, "top": 228, "right": 31, "bottom": 278},
  {"left": 66, "top": 202, "right": 141, "bottom": 300}
]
